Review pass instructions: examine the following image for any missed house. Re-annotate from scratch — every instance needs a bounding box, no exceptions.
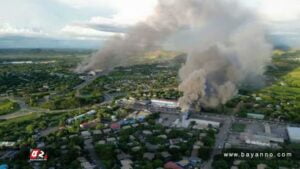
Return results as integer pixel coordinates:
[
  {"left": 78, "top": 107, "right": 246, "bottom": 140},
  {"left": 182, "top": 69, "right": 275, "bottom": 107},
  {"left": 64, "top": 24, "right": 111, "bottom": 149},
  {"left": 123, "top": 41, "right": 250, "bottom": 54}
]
[
  {"left": 195, "top": 141, "right": 204, "bottom": 146},
  {"left": 120, "top": 159, "right": 133, "bottom": 169},
  {"left": 97, "top": 140, "right": 106, "bottom": 145},
  {"left": 80, "top": 121, "right": 97, "bottom": 129},
  {"left": 132, "top": 124, "right": 139, "bottom": 128},
  {"left": 177, "top": 159, "right": 191, "bottom": 168},
  {"left": 169, "top": 145, "right": 180, "bottom": 149},
  {"left": 37, "top": 142, "right": 45, "bottom": 148},
  {"left": 117, "top": 153, "right": 131, "bottom": 161},
  {"left": 169, "top": 138, "right": 182, "bottom": 145},
  {"left": 92, "top": 130, "right": 102, "bottom": 135},
  {"left": 199, "top": 133, "right": 207, "bottom": 138},
  {"left": 287, "top": 126, "right": 300, "bottom": 143},
  {"left": 122, "top": 125, "right": 132, "bottom": 130},
  {"left": 164, "top": 161, "right": 183, "bottom": 169},
  {"left": 145, "top": 143, "right": 159, "bottom": 151},
  {"left": 103, "top": 128, "right": 112, "bottom": 134},
  {"left": 143, "top": 152, "right": 155, "bottom": 160},
  {"left": 143, "top": 130, "right": 152, "bottom": 135},
  {"left": 78, "top": 157, "right": 96, "bottom": 169},
  {"left": 158, "top": 135, "right": 168, "bottom": 139},
  {"left": 257, "top": 164, "right": 267, "bottom": 169},
  {"left": 106, "top": 137, "right": 117, "bottom": 144},
  {"left": 69, "top": 134, "right": 78, "bottom": 138},
  {"left": 230, "top": 166, "right": 238, "bottom": 169},
  {"left": 161, "top": 151, "right": 171, "bottom": 159},
  {"left": 131, "top": 146, "right": 141, "bottom": 152},
  {"left": 81, "top": 131, "right": 91, "bottom": 139},
  {"left": 233, "top": 160, "right": 243, "bottom": 165},
  {"left": 129, "top": 135, "right": 135, "bottom": 141},
  {"left": 110, "top": 123, "right": 121, "bottom": 130}
]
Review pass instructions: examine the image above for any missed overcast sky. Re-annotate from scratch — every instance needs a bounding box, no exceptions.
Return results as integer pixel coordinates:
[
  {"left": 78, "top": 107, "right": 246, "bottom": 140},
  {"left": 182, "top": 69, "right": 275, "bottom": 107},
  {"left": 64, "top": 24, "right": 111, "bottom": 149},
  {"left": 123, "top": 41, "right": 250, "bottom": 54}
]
[{"left": 0, "top": 0, "right": 299, "bottom": 48}]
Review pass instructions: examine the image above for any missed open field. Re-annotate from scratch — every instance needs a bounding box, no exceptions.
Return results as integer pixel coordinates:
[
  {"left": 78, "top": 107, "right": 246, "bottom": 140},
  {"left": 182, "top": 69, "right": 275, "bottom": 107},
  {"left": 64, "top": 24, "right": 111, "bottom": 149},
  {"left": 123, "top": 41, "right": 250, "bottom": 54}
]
[{"left": 0, "top": 99, "right": 20, "bottom": 115}]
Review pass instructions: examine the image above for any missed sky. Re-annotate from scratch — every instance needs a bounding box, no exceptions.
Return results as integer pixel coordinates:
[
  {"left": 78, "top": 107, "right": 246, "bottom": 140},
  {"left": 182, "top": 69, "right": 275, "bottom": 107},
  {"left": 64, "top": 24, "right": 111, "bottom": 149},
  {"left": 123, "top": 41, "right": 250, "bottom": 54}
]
[{"left": 0, "top": 0, "right": 299, "bottom": 49}]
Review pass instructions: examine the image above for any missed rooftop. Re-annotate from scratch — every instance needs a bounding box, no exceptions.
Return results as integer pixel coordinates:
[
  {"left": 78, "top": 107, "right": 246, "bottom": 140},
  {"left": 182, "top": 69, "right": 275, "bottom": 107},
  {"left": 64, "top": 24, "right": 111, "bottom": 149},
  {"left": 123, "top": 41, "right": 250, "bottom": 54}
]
[{"left": 287, "top": 126, "right": 300, "bottom": 141}]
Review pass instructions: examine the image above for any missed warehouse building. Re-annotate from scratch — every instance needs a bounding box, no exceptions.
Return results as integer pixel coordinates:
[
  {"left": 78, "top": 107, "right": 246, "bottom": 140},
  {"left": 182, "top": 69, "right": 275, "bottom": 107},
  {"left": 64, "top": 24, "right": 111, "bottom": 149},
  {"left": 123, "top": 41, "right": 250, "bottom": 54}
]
[
  {"left": 150, "top": 99, "right": 178, "bottom": 109},
  {"left": 287, "top": 126, "right": 300, "bottom": 143}
]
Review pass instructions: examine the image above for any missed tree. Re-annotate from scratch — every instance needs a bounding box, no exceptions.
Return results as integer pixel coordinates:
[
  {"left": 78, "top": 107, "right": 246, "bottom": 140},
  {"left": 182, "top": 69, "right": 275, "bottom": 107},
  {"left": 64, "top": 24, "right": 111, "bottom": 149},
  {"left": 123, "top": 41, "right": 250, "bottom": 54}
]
[
  {"left": 26, "top": 124, "right": 34, "bottom": 134},
  {"left": 95, "top": 144, "right": 116, "bottom": 160},
  {"left": 198, "top": 148, "right": 211, "bottom": 161},
  {"left": 203, "top": 136, "right": 215, "bottom": 147},
  {"left": 239, "top": 162, "right": 251, "bottom": 169},
  {"left": 153, "top": 159, "right": 163, "bottom": 168},
  {"left": 213, "top": 160, "right": 229, "bottom": 169}
]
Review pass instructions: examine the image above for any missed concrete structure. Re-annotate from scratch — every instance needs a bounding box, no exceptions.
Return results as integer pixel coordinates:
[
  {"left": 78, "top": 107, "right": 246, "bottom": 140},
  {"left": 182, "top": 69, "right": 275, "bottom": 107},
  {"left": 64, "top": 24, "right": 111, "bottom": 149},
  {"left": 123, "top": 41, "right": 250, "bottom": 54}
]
[
  {"left": 181, "top": 112, "right": 220, "bottom": 128},
  {"left": 150, "top": 99, "right": 178, "bottom": 109},
  {"left": 287, "top": 126, "right": 300, "bottom": 143},
  {"left": 247, "top": 113, "right": 265, "bottom": 119},
  {"left": 240, "top": 133, "right": 284, "bottom": 147},
  {"left": 67, "top": 110, "right": 96, "bottom": 124}
]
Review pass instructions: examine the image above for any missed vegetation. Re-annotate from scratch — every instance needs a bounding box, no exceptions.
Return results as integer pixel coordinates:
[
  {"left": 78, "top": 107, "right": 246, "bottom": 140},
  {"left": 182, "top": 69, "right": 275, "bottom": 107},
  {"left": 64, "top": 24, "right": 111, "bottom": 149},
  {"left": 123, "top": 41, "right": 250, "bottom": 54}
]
[
  {"left": 231, "top": 123, "right": 246, "bottom": 133},
  {"left": 229, "top": 50, "right": 300, "bottom": 122},
  {"left": 0, "top": 99, "right": 20, "bottom": 115}
]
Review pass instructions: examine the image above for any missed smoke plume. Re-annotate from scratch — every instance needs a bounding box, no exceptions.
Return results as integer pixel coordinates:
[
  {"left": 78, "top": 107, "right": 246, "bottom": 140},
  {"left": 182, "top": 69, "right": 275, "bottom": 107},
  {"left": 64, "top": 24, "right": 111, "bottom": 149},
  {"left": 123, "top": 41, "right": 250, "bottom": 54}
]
[{"left": 77, "top": 0, "right": 272, "bottom": 110}]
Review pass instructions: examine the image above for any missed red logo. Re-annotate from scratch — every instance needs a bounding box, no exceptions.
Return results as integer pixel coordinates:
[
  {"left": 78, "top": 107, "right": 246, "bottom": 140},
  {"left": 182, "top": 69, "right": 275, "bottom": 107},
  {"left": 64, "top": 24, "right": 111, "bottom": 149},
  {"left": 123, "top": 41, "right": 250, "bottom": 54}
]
[{"left": 29, "top": 149, "right": 48, "bottom": 161}]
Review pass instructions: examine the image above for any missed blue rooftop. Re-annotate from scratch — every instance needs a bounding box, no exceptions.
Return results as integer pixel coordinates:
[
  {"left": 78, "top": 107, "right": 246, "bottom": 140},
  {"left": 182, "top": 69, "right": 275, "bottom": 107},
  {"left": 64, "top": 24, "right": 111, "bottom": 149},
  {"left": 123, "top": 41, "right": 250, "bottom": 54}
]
[{"left": 0, "top": 164, "right": 8, "bottom": 169}]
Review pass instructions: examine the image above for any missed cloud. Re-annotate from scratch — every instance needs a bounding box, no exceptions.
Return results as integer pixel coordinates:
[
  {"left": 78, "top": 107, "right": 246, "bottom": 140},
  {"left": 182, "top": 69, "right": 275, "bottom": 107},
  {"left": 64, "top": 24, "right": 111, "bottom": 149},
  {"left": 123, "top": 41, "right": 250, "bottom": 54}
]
[
  {"left": 0, "top": 22, "right": 48, "bottom": 37},
  {"left": 81, "top": 16, "right": 130, "bottom": 33},
  {"left": 53, "top": 0, "right": 115, "bottom": 9},
  {"left": 258, "top": 0, "right": 300, "bottom": 22},
  {"left": 54, "top": 0, "right": 157, "bottom": 24},
  {"left": 60, "top": 24, "right": 122, "bottom": 40}
]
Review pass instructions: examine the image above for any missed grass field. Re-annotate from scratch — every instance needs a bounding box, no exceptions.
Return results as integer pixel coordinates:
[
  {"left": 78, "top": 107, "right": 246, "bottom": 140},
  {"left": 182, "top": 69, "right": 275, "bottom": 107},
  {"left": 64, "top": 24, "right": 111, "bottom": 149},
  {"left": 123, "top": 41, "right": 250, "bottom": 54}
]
[
  {"left": 0, "top": 112, "right": 40, "bottom": 127},
  {"left": 0, "top": 99, "right": 20, "bottom": 115}
]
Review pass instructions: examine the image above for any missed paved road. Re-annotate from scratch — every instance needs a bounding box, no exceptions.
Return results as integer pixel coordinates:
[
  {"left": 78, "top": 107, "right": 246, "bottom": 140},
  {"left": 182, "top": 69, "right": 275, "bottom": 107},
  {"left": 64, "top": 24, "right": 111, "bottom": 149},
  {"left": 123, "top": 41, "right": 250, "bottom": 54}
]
[
  {"left": 0, "top": 107, "right": 87, "bottom": 120},
  {"left": 201, "top": 115, "right": 233, "bottom": 169},
  {"left": 85, "top": 139, "right": 106, "bottom": 169},
  {"left": 40, "top": 126, "right": 60, "bottom": 137},
  {"left": 73, "top": 70, "right": 109, "bottom": 90}
]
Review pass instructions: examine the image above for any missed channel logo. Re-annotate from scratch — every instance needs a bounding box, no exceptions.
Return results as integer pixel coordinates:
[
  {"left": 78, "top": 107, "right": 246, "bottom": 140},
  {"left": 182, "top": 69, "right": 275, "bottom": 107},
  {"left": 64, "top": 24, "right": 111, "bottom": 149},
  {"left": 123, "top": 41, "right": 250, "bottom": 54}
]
[{"left": 29, "top": 149, "right": 48, "bottom": 161}]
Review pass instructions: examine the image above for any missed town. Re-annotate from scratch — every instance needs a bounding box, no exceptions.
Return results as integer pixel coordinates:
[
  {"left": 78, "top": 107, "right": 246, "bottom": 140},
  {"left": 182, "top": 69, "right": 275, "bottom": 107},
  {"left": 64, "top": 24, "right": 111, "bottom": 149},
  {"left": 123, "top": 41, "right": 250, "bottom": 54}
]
[{"left": 0, "top": 49, "right": 300, "bottom": 169}]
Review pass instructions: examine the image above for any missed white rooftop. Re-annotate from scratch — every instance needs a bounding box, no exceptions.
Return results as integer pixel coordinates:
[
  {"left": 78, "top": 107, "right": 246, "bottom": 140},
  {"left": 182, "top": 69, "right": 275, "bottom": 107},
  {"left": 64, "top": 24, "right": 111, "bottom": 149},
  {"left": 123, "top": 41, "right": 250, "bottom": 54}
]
[{"left": 287, "top": 127, "right": 300, "bottom": 142}]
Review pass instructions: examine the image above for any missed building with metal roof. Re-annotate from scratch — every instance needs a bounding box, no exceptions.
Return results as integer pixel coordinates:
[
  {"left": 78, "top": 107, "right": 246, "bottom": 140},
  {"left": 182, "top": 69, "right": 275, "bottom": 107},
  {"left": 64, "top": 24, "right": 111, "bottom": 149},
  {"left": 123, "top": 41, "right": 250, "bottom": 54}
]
[{"left": 287, "top": 126, "right": 300, "bottom": 143}]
